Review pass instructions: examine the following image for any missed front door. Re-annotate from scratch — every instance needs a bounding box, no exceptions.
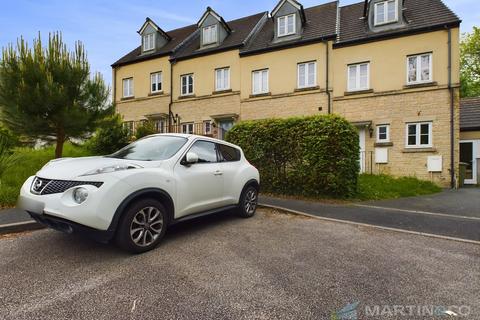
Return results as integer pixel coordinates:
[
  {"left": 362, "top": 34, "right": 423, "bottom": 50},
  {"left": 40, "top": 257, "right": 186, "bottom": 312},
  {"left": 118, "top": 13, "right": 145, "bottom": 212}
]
[
  {"left": 358, "top": 128, "right": 366, "bottom": 173},
  {"left": 218, "top": 120, "right": 234, "bottom": 140},
  {"left": 460, "top": 141, "right": 478, "bottom": 185}
]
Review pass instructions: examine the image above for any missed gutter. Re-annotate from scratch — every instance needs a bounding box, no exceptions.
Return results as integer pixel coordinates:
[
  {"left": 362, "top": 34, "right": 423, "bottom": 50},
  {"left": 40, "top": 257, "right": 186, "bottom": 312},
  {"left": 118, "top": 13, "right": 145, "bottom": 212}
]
[{"left": 447, "top": 27, "right": 455, "bottom": 188}]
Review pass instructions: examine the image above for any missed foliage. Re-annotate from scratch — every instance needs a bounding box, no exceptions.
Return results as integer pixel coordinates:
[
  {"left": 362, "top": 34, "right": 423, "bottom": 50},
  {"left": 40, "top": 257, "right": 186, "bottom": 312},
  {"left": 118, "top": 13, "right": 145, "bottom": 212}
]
[
  {"left": 226, "top": 115, "right": 360, "bottom": 198},
  {"left": 0, "top": 135, "right": 18, "bottom": 183},
  {"left": 0, "top": 125, "right": 19, "bottom": 149},
  {"left": 135, "top": 121, "right": 157, "bottom": 139},
  {"left": 0, "top": 143, "right": 91, "bottom": 207},
  {"left": 0, "top": 32, "right": 110, "bottom": 158},
  {"left": 356, "top": 174, "right": 442, "bottom": 200},
  {"left": 85, "top": 114, "right": 130, "bottom": 155},
  {"left": 460, "top": 27, "right": 480, "bottom": 98}
]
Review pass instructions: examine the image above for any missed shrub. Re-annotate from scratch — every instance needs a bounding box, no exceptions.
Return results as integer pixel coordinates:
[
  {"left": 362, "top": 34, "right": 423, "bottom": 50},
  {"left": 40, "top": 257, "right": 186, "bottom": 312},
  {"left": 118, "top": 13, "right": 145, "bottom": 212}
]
[
  {"left": 226, "top": 115, "right": 360, "bottom": 198},
  {"left": 135, "top": 121, "right": 157, "bottom": 139},
  {"left": 85, "top": 114, "right": 130, "bottom": 155}
]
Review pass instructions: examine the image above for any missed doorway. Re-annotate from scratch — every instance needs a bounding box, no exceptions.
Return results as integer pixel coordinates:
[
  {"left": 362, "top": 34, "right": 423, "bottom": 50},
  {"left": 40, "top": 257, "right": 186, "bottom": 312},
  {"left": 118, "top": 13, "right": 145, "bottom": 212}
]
[{"left": 460, "top": 141, "right": 478, "bottom": 185}]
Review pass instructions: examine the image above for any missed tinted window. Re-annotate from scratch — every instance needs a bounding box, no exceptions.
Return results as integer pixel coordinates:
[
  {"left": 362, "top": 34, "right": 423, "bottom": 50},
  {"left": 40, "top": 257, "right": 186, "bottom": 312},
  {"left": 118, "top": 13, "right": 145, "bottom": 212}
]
[
  {"left": 109, "top": 136, "right": 187, "bottom": 161},
  {"left": 190, "top": 141, "right": 218, "bottom": 163},
  {"left": 218, "top": 144, "right": 241, "bottom": 162}
]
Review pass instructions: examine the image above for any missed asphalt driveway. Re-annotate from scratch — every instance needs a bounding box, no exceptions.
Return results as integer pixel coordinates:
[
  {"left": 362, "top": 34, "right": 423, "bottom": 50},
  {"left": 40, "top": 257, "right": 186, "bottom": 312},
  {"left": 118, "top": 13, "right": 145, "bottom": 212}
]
[{"left": 0, "top": 209, "right": 478, "bottom": 319}]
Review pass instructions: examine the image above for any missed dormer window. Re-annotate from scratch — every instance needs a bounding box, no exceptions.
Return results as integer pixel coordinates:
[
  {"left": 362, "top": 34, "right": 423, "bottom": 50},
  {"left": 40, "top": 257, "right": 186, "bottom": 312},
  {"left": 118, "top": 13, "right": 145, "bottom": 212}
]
[
  {"left": 143, "top": 33, "right": 155, "bottom": 51},
  {"left": 278, "top": 14, "right": 296, "bottom": 37},
  {"left": 203, "top": 25, "right": 217, "bottom": 45},
  {"left": 374, "top": 0, "right": 398, "bottom": 26}
]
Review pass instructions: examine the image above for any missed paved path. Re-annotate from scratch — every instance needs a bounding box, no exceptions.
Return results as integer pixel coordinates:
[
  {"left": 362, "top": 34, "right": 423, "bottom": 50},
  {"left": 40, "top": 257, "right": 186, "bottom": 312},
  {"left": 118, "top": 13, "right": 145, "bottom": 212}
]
[
  {"left": 260, "top": 189, "right": 480, "bottom": 242},
  {"left": 0, "top": 209, "right": 478, "bottom": 319}
]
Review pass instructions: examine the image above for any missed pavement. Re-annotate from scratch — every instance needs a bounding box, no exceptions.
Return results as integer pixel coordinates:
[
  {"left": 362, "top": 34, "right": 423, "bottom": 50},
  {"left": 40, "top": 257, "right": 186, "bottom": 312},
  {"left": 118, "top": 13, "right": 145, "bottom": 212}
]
[{"left": 0, "top": 208, "right": 478, "bottom": 319}]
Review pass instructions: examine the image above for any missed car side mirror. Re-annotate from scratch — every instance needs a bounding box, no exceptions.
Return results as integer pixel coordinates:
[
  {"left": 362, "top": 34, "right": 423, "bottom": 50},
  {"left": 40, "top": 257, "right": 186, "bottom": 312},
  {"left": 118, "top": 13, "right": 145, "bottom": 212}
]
[{"left": 183, "top": 152, "right": 199, "bottom": 165}]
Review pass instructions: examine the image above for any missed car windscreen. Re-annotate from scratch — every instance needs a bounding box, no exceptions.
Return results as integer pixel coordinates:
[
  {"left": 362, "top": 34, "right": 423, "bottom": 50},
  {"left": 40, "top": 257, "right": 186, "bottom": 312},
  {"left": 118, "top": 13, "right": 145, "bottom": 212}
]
[{"left": 108, "top": 136, "right": 187, "bottom": 161}]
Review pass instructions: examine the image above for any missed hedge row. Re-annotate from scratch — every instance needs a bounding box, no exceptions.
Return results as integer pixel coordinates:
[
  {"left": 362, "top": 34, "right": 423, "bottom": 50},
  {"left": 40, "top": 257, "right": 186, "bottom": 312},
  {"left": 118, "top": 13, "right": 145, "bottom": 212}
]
[{"left": 226, "top": 115, "right": 360, "bottom": 198}]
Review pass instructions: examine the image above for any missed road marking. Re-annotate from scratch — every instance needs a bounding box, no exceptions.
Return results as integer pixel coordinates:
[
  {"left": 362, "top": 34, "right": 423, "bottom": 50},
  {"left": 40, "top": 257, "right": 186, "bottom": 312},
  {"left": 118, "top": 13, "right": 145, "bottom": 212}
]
[
  {"left": 259, "top": 204, "right": 480, "bottom": 246},
  {"left": 353, "top": 204, "right": 480, "bottom": 222}
]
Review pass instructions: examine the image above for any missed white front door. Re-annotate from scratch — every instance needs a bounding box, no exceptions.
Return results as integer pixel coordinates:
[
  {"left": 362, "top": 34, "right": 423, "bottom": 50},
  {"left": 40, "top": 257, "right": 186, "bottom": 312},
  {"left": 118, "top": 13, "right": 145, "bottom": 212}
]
[
  {"left": 460, "top": 140, "right": 478, "bottom": 185},
  {"left": 359, "top": 129, "right": 366, "bottom": 173}
]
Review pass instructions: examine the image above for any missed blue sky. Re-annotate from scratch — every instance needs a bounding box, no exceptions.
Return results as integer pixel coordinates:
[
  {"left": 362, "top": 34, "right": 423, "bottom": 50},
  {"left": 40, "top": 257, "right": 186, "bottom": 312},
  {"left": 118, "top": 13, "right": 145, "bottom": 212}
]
[{"left": 0, "top": 0, "right": 478, "bottom": 88}]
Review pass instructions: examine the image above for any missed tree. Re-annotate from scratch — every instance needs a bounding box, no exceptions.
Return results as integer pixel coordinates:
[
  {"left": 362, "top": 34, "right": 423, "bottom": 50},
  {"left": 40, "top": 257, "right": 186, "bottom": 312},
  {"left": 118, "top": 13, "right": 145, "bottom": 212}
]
[
  {"left": 85, "top": 114, "right": 130, "bottom": 155},
  {"left": 0, "top": 33, "right": 110, "bottom": 158},
  {"left": 460, "top": 27, "right": 480, "bottom": 98},
  {"left": 135, "top": 121, "right": 157, "bottom": 139}
]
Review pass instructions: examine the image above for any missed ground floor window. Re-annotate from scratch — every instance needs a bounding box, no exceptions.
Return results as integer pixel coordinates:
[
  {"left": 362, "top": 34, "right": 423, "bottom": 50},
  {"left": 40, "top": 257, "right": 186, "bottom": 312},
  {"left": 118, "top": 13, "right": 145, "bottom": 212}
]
[
  {"left": 123, "top": 121, "right": 135, "bottom": 135},
  {"left": 154, "top": 119, "right": 166, "bottom": 133},
  {"left": 376, "top": 124, "right": 390, "bottom": 143},
  {"left": 203, "top": 121, "right": 212, "bottom": 135},
  {"left": 406, "top": 122, "right": 432, "bottom": 148},
  {"left": 181, "top": 122, "right": 194, "bottom": 134}
]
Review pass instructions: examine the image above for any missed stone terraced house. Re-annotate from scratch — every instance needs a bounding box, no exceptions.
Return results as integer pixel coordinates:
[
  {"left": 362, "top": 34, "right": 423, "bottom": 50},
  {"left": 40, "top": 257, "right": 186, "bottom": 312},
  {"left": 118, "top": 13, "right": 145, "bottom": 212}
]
[{"left": 112, "top": 0, "right": 461, "bottom": 187}]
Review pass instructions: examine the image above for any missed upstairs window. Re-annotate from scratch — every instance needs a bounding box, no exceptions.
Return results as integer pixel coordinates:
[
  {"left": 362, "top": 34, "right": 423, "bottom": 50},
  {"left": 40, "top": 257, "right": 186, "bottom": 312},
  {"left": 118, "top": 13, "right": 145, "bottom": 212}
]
[
  {"left": 181, "top": 74, "right": 194, "bottom": 96},
  {"left": 278, "top": 14, "right": 295, "bottom": 37},
  {"left": 298, "top": 61, "right": 317, "bottom": 88},
  {"left": 203, "top": 25, "right": 217, "bottom": 45},
  {"left": 122, "top": 78, "right": 134, "bottom": 98},
  {"left": 151, "top": 72, "right": 162, "bottom": 93},
  {"left": 407, "top": 53, "right": 432, "bottom": 84},
  {"left": 252, "top": 69, "right": 269, "bottom": 95},
  {"left": 215, "top": 67, "right": 230, "bottom": 91},
  {"left": 347, "top": 63, "right": 369, "bottom": 92},
  {"left": 374, "top": 0, "right": 398, "bottom": 26},
  {"left": 143, "top": 33, "right": 155, "bottom": 51}
]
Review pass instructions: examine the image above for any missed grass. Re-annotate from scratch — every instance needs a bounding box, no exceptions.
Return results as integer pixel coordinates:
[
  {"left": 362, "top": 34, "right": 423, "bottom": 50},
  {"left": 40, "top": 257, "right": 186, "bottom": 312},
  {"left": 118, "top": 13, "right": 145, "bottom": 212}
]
[
  {"left": 356, "top": 174, "right": 442, "bottom": 200},
  {"left": 0, "top": 143, "right": 91, "bottom": 208}
]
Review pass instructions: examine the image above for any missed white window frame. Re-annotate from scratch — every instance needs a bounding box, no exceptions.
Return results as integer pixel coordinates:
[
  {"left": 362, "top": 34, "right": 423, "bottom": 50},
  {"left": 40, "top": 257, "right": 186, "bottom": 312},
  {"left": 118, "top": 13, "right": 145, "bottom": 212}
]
[
  {"left": 215, "top": 67, "right": 230, "bottom": 91},
  {"left": 297, "top": 61, "right": 317, "bottom": 89},
  {"left": 150, "top": 72, "right": 162, "bottom": 93},
  {"left": 181, "top": 122, "right": 194, "bottom": 134},
  {"left": 277, "top": 14, "right": 296, "bottom": 37},
  {"left": 122, "top": 78, "right": 134, "bottom": 98},
  {"left": 405, "top": 122, "right": 433, "bottom": 148},
  {"left": 202, "top": 24, "right": 218, "bottom": 45},
  {"left": 252, "top": 69, "right": 269, "bottom": 95},
  {"left": 376, "top": 124, "right": 390, "bottom": 143},
  {"left": 181, "top": 74, "right": 194, "bottom": 96},
  {"left": 203, "top": 120, "right": 212, "bottom": 135},
  {"left": 374, "top": 0, "right": 398, "bottom": 26},
  {"left": 406, "top": 53, "right": 433, "bottom": 85},
  {"left": 143, "top": 33, "right": 155, "bottom": 51},
  {"left": 347, "top": 62, "right": 370, "bottom": 92}
]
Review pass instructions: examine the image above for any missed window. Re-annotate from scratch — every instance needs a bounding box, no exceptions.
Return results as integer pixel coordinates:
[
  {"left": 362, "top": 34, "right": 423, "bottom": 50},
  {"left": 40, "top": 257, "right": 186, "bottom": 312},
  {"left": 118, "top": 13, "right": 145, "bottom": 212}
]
[
  {"left": 181, "top": 122, "right": 194, "bottom": 134},
  {"left": 154, "top": 119, "right": 166, "bottom": 133},
  {"left": 189, "top": 141, "right": 218, "bottom": 163},
  {"left": 377, "top": 124, "right": 390, "bottom": 142},
  {"left": 298, "top": 61, "right": 317, "bottom": 88},
  {"left": 218, "top": 144, "right": 241, "bottom": 162},
  {"left": 252, "top": 69, "right": 269, "bottom": 95},
  {"left": 215, "top": 68, "right": 230, "bottom": 91},
  {"left": 151, "top": 72, "right": 162, "bottom": 93},
  {"left": 123, "top": 121, "right": 135, "bottom": 135},
  {"left": 374, "top": 0, "right": 398, "bottom": 26},
  {"left": 347, "top": 63, "right": 369, "bottom": 92},
  {"left": 181, "top": 74, "right": 194, "bottom": 96},
  {"left": 123, "top": 78, "right": 134, "bottom": 98},
  {"left": 407, "top": 53, "right": 432, "bottom": 84},
  {"left": 143, "top": 33, "right": 155, "bottom": 51},
  {"left": 406, "top": 122, "right": 432, "bottom": 148},
  {"left": 203, "top": 25, "right": 217, "bottom": 45},
  {"left": 203, "top": 121, "right": 212, "bottom": 135},
  {"left": 278, "top": 14, "right": 295, "bottom": 37}
]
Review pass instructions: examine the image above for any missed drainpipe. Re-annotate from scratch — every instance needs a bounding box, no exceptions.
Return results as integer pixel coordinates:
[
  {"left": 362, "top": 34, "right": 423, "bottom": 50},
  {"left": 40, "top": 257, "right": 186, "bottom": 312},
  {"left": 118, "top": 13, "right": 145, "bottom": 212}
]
[
  {"left": 169, "top": 59, "right": 176, "bottom": 129},
  {"left": 325, "top": 40, "right": 331, "bottom": 114},
  {"left": 112, "top": 67, "right": 116, "bottom": 111},
  {"left": 447, "top": 27, "right": 455, "bottom": 188}
]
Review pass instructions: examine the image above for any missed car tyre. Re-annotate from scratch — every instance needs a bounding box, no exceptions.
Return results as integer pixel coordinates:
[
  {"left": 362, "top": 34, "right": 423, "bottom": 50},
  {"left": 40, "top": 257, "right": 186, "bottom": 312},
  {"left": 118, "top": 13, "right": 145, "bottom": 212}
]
[
  {"left": 237, "top": 185, "right": 258, "bottom": 218},
  {"left": 115, "top": 198, "right": 168, "bottom": 253}
]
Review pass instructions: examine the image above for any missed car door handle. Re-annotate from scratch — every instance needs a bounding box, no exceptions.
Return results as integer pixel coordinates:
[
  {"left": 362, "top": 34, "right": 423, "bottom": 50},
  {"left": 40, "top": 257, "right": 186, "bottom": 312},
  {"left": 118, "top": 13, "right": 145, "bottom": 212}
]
[{"left": 213, "top": 170, "right": 223, "bottom": 176}]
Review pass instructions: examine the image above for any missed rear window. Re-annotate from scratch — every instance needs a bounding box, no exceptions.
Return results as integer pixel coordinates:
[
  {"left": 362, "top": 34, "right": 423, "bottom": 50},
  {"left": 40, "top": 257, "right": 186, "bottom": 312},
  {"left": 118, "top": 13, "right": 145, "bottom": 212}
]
[{"left": 218, "top": 144, "right": 241, "bottom": 162}]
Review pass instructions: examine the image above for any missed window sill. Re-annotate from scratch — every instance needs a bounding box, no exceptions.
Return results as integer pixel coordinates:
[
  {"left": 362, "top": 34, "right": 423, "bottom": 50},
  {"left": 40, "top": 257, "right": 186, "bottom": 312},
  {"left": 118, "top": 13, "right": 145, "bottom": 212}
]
[
  {"left": 212, "top": 89, "right": 232, "bottom": 95},
  {"left": 249, "top": 92, "right": 271, "bottom": 98},
  {"left": 178, "top": 94, "right": 196, "bottom": 100},
  {"left": 344, "top": 89, "right": 374, "bottom": 96},
  {"left": 294, "top": 86, "right": 320, "bottom": 93},
  {"left": 148, "top": 91, "right": 164, "bottom": 97},
  {"left": 375, "top": 142, "right": 393, "bottom": 147},
  {"left": 402, "top": 147, "right": 436, "bottom": 153},
  {"left": 121, "top": 96, "right": 135, "bottom": 101},
  {"left": 403, "top": 82, "right": 437, "bottom": 89}
]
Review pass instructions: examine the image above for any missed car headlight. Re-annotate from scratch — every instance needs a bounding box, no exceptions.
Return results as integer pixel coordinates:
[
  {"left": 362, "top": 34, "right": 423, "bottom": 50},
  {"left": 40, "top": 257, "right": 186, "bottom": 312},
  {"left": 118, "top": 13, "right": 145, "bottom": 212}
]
[
  {"left": 73, "top": 187, "right": 89, "bottom": 204},
  {"left": 81, "top": 164, "right": 142, "bottom": 176}
]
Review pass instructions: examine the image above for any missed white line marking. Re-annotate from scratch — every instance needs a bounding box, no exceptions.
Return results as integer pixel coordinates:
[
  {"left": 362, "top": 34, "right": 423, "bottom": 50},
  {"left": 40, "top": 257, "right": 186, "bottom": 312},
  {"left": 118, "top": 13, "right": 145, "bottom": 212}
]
[
  {"left": 131, "top": 299, "right": 137, "bottom": 313},
  {"left": 0, "top": 221, "right": 40, "bottom": 228},
  {"left": 353, "top": 204, "right": 480, "bottom": 221},
  {"left": 260, "top": 204, "right": 480, "bottom": 246}
]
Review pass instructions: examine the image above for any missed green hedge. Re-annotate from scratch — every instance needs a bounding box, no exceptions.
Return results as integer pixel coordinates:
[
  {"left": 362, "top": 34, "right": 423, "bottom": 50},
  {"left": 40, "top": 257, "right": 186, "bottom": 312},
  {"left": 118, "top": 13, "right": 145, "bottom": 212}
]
[{"left": 226, "top": 115, "right": 360, "bottom": 198}]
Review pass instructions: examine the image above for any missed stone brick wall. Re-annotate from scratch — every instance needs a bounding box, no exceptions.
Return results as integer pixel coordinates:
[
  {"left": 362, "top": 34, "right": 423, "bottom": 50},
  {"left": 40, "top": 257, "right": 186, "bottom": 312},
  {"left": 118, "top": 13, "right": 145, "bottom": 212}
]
[{"left": 116, "top": 95, "right": 170, "bottom": 122}]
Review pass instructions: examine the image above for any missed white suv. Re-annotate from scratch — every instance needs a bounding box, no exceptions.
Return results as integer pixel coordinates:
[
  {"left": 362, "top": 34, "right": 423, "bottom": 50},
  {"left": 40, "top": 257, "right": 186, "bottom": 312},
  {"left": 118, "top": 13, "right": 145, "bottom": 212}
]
[{"left": 19, "top": 134, "right": 260, "bottom": 253}]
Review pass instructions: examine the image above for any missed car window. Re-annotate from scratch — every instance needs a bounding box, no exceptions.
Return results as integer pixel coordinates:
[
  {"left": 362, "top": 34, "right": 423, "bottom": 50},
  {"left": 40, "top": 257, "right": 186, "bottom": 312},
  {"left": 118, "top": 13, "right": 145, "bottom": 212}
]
[
  {"left": 189, "top": 141, "right": 218, "bottom": 163},
  {"left": 218, "top": 144, "right": 241, "bottom": 162},
  {"left": 108, "top": 136, "right": 187, "bottom": 161}
]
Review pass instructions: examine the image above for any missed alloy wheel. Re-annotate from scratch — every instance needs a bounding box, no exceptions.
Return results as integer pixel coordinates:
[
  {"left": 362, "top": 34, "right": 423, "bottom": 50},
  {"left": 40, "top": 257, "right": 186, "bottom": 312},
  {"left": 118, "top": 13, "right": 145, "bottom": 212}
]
[
  {"left": 244, "top": 189, "right": 258, "bottom": 215},
  {"left": 130, "top": 206, "right": 164, "bottom": 247}
]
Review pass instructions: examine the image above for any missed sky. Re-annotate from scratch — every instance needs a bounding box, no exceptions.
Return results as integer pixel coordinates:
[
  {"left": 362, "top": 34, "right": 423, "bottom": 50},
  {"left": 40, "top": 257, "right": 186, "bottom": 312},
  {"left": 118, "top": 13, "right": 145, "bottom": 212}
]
[{"left": 0, "top": 0, "right": 478, "bottom": 88}]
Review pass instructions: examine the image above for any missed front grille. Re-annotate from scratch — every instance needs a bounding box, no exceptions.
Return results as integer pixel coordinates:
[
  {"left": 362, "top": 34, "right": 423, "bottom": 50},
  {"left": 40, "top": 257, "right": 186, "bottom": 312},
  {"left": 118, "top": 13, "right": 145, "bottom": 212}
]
[{"left": 31, "top": 177, "right": 103, "bottom": 195}]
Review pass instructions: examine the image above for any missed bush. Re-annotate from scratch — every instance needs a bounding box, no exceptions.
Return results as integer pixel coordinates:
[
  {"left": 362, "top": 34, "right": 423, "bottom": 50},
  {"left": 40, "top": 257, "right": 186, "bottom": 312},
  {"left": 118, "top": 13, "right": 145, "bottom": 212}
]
[
  {"left": 226, "top": 115, "right": 360, "bottom": 198},
  {"left": 135, "top": 121, "right": 157, "bottom": 139},
  {"left": 85, "top": 114, "right": 130, "bottom": 155}
]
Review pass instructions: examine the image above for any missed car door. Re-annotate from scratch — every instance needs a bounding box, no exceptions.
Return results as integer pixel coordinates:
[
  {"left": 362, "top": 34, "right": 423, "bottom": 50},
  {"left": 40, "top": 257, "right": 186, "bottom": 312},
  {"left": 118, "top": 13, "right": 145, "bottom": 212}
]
[
  {"left": 174, "top": 140, "right": 224, "bottom": 217},
  {"left": 216, "top": 143, "right": 242, "bottom": 205}
]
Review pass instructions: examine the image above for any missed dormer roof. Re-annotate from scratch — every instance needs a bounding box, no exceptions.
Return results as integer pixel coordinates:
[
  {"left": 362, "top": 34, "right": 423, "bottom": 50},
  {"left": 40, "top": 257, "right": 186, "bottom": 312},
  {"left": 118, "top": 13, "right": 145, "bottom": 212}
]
[
  {"left": 271, "top": 0, "right": 306, "bottom": 24},
  {"left": 197, "top": 7, "right": 232, "bottom": 33},
  {"left": 137, "top": 17, "right": 171, "bottom": 41}
]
